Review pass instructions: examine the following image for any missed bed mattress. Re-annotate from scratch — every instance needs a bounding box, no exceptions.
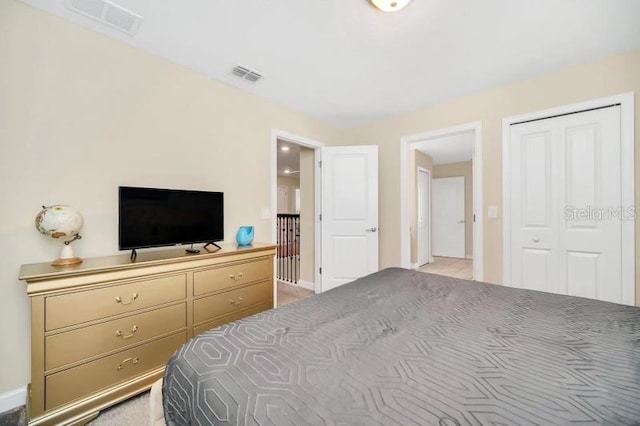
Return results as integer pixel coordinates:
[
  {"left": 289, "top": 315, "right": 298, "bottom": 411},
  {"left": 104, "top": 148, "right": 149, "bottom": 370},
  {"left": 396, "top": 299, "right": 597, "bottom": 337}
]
[{"left": 163, "top": 268, "right": 640, "bottom": 425}]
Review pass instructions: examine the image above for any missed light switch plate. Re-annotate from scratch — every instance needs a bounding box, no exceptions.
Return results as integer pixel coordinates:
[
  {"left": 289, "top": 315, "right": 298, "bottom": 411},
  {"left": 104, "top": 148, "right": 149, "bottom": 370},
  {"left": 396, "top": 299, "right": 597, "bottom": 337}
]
[
  {"left": 261, "top": 207, "right": 271, "bottom": 219},
  {"left": 488, "top": 205, "right": 498, "bottom": 219}
]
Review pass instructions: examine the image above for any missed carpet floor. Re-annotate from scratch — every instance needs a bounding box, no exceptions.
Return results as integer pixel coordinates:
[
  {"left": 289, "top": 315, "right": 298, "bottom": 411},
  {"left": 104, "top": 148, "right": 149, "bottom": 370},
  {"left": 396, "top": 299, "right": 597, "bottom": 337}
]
[
  {"left": 277, "top": 281, "right": 315, "bottom": 306},
  {"left": 0, "top": 406, "right": 25, "bottom": 426},
  {"left": 88, "top": 391, "right": 149, "bottom": 425}
]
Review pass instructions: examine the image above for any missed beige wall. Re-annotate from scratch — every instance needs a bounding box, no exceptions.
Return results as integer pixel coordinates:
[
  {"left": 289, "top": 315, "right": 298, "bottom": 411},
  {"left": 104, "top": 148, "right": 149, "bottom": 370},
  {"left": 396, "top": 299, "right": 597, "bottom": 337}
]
[
  {"left": 0, "top": 0, "right": 341, "bottom": 394},
  {"left": 277, "top": 176, "right": 300, "bottom": 213},
  {"left": 409, "top": 150, "right": 432, "bottom": 265},
  {"left": 345, "top": 48, "right": 640, "bottom": 307},
  {"left": 433, "top": 162, "right": 473, "bottom": 258},
  {"left": 299, "top": 148, "right": 315, "bottom": 284}
]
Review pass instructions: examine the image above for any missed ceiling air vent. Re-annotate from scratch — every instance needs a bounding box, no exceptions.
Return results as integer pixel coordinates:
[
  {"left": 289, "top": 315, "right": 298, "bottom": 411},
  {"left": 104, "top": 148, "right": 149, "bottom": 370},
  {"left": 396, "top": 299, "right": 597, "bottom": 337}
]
[
  {"left": 67, "top": 0, "right": 143, "bottom": 35},
  {"left": 69, "top": 0, "right": 104, "bottom": 19},
  {"left": 231, "top": 65, "right": 263, "bottom": 83},
  {"left": 244, "top": 72, "right": 262, "bottom": 83}
]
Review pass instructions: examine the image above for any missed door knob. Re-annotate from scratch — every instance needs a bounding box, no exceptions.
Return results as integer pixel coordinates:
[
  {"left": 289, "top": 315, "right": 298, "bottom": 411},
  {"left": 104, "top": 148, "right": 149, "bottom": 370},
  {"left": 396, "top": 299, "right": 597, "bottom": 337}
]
[{"left": 366, "top": 227, "right": 378, "bottom": 232}]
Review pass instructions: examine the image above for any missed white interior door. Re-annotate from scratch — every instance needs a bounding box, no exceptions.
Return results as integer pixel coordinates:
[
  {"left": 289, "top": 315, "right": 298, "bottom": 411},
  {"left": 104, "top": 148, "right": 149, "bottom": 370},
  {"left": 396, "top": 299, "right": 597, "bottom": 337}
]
[
  {"left": 509, "top": 121, "right": 559, "bottom": 294},
  {"left": 509, "top": 106, "right": 627, "bottom": 303},
  {"left": 432, "top": 177, "right": 465, "bottom": 258},
  {"left": 277, "top": 185, "right": 288, "bottom": 213},
  {"left": 417, "top": 168, "right": 430, "bottom": 266},
  {"left": 320, "top": 146, "right": 378, "bottom": 292}
]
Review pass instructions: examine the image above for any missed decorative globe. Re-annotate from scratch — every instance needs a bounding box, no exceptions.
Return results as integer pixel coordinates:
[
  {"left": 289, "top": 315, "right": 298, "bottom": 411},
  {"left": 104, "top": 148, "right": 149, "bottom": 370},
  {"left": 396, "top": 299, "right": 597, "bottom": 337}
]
[{"left": 35, "top": 205, "right": 84, "bottom": 240}]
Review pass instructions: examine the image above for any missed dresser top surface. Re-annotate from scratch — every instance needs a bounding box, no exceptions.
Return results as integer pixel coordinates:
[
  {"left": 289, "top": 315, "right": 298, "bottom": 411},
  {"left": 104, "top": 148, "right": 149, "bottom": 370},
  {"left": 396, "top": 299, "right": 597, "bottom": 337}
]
[{"left": 19, "top": 242, "right": 276, "bottom": 282}]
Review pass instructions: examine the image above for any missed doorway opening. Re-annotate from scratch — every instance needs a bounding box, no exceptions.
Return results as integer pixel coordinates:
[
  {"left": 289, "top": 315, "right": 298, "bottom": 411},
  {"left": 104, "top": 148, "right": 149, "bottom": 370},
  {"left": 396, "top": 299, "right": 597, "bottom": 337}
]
[
  {"left": 400, "top": 121, "right": 483, "bottom": 281},
  {"left": 271, "top": 130, "right": 323, "bottom": 304},
  {"left": 276, "top": 139, "right": 303, "bottom": 285}
]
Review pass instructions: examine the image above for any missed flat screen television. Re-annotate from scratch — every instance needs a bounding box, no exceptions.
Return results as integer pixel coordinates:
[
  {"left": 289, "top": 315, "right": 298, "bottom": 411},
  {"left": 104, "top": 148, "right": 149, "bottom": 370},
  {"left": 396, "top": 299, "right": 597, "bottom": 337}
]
[{"left": 119, "top": 186, "right": 224, "bottom": 251}]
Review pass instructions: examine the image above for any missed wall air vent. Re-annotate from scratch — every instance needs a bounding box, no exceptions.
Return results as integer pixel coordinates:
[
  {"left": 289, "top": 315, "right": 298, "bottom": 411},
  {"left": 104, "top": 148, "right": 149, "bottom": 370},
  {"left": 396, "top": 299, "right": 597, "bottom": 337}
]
[
  {"left": 67, "top": 0, "right": 143, "bottom": 35},
  {"left": 231, "top": 65, "right": 263, "bottom": 83}
]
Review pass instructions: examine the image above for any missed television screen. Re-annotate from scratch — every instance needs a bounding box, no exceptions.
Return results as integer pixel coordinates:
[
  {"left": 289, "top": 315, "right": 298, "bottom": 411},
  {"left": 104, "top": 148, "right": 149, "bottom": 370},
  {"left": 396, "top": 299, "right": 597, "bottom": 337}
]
[{"left": 119, "top": 186, "right": 224, "bottom": 250}]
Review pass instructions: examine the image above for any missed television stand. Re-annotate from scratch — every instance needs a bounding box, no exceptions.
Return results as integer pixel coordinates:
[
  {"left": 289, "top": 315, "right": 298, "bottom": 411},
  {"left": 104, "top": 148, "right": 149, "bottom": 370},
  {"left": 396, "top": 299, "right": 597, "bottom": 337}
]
[
  {"left": 19, "top": 243, "right": 276, "bottom": 426},
  {"left": 130, "top": 249, "right": 137, "bottom": 261},
  {"left": 203, "top": 242, "right": 222, "bottom": 251}
]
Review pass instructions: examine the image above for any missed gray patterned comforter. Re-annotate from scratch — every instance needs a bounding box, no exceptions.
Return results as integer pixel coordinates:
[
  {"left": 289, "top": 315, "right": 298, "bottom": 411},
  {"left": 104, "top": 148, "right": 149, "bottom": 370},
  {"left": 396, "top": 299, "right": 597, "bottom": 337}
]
[{"left": 163, "top": 268, "right": 640, "bottom": 425}]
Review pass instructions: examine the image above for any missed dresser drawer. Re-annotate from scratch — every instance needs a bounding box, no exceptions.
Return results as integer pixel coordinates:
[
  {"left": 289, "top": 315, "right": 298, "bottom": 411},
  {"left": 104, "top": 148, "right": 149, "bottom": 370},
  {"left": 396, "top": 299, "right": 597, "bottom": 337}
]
[
  {"left": 46, "top": 303, "right": 187, "bottom": 371},
  {"left": 193, "top": 258, "right": 271, "bottom": 296},
  {"left": 45, "top": 331, "right": 186, "bottom": 410},
  {"left": 193, "top": 302, "right": 272, "bottom": 336},
  {"left": 46, "top": 274, "right": 187, "bottom": 331},
  {"left": 194, "top": 280, "right": 272, "bottom": 324}
]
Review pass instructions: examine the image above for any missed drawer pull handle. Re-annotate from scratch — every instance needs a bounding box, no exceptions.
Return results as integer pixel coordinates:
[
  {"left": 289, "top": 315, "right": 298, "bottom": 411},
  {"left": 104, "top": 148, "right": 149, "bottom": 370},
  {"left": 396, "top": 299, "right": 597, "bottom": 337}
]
[
  {"left": 229, "top": 272, "right": 244, "bottom": 281},
  {"left": 116, "top": 357, "right": 139, "bottom": 371},
  {"left": 229, "top": 296, "right": 244, "bottom": 306},
  {"left": 115, "top": 293, "right": 139, "bottom": 305},
  {"left": 115, "top": 325, "right": 139, "bottom": 339}
]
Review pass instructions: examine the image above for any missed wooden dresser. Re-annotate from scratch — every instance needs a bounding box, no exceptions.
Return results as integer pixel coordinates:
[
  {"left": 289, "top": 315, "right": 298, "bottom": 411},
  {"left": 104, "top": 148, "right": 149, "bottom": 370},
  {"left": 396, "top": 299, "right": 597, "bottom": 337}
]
[{"left": 19, "top": 243, "right": 276, "bottom": 426}]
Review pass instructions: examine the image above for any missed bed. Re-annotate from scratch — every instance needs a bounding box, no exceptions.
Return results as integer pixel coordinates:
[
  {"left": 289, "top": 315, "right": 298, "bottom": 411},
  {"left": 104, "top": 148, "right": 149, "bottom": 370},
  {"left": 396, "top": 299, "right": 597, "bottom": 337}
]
[{"left": 162, "top": 268, "right": 640, "bottom": 425}]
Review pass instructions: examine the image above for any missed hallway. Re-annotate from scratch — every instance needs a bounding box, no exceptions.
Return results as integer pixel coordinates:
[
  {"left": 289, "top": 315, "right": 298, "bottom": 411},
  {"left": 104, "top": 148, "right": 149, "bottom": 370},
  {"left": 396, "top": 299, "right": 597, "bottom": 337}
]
[{"left": 418, "top": 256, "right": 473, "bottom": 280}]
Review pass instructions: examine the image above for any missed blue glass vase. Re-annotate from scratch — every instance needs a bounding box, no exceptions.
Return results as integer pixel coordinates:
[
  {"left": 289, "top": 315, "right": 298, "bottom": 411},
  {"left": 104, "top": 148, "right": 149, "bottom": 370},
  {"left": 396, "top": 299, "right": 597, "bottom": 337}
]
[{"left": 236, "top": 226, "right": 254, "bottom": 246}]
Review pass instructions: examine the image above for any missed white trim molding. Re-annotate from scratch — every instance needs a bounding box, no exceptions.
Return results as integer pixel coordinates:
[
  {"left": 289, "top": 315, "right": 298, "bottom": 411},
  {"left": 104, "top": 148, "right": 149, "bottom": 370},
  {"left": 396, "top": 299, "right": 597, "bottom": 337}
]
[
  {"left": 416, "top": 166, "right": 432, "bottom": 268},
  {"left": 270, "top": 129, "right": 325, "bottom": 297},
  {"left": 400, "top": 121, "right": 484, "bottom": 282},
  {"left": 502, "top": 92, "right": 635, "bottom": 305},
  {"left": 0, "top": 386, "right": 26, "bottom": 414}
]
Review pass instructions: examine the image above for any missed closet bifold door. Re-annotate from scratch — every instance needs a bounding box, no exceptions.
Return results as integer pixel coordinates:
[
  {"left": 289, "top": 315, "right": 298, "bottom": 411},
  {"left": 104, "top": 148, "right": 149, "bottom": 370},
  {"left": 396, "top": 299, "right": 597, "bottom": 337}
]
[{"left": 508, "top": 105, "right": 625, "bottom": 304}]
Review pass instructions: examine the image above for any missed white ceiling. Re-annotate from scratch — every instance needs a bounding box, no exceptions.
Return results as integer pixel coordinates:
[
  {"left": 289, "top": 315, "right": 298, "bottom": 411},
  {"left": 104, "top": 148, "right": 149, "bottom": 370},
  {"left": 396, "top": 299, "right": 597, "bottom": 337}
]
[
  {"left": 20, "top": 0, "right": 640, "bottom": 128},
  {"left": 414, "top": 132, "right": 473, "bottom": 165}
]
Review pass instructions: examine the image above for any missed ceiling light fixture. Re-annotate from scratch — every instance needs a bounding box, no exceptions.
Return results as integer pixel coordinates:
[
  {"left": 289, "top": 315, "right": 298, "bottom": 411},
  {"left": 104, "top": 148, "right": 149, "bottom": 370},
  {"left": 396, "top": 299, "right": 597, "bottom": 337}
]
[
  {"left": 284, "top": 169, "right": 291, "bottom": 174},
  {"left": 370, "top": 0, "right": 413, "bottom": 12},
  {"left": 281, "top": 146, "right": 290, "bottom": 152}
]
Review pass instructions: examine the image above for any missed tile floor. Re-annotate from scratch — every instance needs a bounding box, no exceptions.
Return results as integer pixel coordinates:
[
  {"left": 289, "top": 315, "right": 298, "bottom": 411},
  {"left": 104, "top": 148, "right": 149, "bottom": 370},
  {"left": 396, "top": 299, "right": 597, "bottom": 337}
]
[
  {"left": 418, "top": 256, "right": 473, "bottom": 280},
  {"left": 277, "top": 281, "right": 315, "bottom": 306}
]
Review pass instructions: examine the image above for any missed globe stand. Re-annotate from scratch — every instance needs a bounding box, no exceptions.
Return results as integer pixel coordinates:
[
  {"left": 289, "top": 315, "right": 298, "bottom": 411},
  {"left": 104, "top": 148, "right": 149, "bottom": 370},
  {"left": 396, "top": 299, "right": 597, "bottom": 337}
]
[{"left": 52, "top": 235, "right": 83, "bottom": 267}]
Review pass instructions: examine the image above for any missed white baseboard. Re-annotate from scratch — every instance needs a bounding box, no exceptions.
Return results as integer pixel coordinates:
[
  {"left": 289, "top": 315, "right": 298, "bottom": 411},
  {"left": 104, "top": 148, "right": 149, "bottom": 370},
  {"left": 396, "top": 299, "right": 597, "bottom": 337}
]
[
  {"left": 297, "top": 280, "right": 315, "bottom": 292},
  {"left": 410, "top": 263, "right": 419, "bottom": 270},
  {"left": 0, "top": 386, "right": 26, "bottom": 414}
]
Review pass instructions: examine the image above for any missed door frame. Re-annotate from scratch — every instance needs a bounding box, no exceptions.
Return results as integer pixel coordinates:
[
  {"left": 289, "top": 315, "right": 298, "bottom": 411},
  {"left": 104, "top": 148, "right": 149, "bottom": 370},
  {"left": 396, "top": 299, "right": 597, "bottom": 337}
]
[
  {"left": 502, "top": 92, "right": 635, "bottom": 304},
  {"left": 416, "top": 166, "right": 431, "bottom": 267},
  {"left": 400, "top": 121, "right": 484, "bottom": 281},
  {"left": 270, "top": 129, "right": 323, "bottom": 298}
]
